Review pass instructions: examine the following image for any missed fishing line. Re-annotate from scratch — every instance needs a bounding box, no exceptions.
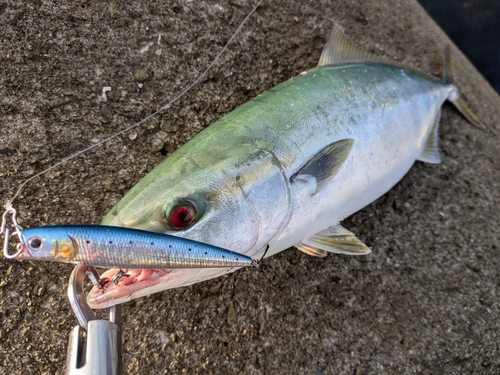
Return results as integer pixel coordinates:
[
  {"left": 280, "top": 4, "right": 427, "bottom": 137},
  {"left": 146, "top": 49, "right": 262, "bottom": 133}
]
[{"left": 4, "top": 0, "right": 263, "bottom": 209}]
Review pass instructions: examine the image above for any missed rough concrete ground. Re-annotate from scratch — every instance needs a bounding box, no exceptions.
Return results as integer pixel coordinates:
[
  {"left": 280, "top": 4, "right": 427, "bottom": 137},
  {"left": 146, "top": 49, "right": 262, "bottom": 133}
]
[{"left": 0, "top": 0, "right": 499, "bottom": 374}]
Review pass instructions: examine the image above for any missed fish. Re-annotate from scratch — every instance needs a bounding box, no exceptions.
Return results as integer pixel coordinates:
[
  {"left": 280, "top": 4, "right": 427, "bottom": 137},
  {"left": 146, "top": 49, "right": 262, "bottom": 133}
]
[
  {"left": 87, "top": 26, "right": 484, "bottom": 309},
  {"left": 14, "top": 225, "right": 256, "bottom": 269}
]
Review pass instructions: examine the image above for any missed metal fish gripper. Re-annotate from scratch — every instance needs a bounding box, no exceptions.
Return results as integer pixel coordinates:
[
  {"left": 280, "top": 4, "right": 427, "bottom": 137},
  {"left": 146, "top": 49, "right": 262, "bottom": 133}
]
[{"left": 65, "top": 265, "right": 123, "bottom": 375}]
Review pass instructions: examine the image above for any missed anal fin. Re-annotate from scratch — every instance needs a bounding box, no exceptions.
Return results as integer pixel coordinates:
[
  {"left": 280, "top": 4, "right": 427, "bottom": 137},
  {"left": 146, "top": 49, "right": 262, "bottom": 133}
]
[
  {"left": 297, "top": 225, "right": 371, "bottom": 256},
  {"left": 417, "top": 108, "right": 442, "bottom": 164}
]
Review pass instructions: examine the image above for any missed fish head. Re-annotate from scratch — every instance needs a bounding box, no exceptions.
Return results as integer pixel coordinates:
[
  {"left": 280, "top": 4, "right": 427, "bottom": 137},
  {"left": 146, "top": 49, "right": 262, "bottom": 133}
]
[
  {"left": 104, "top": 145, "right": 291, "bottom": 253},
  {"left": 91, "top": 144, "right": 291, "bottom": 308},
  {"left": 17, "top": 227, "right": 76, "bottom": 261}
]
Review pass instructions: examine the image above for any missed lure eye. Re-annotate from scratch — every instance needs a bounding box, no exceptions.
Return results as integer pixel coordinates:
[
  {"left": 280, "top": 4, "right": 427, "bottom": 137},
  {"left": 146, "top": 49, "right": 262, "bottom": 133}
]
[
  {"left": 168, "top": 201, "right": 197, "bottom": 230},
  {"left": 27, "top": 237, "right": 43, "bottom": 251}
]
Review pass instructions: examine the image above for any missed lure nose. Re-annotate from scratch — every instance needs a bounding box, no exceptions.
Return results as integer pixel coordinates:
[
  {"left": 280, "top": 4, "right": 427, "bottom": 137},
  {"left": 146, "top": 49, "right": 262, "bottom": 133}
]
[{"left": 16, "top": 243, "right": 28, "bottom": 258}]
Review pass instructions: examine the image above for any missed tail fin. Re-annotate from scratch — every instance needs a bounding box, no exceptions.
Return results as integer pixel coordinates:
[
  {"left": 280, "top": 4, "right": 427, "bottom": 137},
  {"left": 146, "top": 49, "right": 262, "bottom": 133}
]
[{"left": 444, "top": 45, "right": 486, "bottom": 130}]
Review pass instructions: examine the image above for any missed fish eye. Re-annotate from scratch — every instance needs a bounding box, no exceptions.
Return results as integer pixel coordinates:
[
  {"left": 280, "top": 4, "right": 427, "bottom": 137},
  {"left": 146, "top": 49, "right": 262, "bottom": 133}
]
[
  {"left": 28, "top": 237, "right": 43, "bottom": 251},
  {"left": 167, "top": 200, "right": 198, "bottom": 230}
]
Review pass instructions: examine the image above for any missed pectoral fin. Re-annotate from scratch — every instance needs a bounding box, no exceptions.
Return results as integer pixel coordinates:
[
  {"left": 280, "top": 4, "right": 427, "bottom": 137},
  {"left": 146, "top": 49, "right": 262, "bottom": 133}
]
[
  {"left": 297, "top": 225, "right": 371, "bottom": 256},
  {"left": 290, "top": 139, "right": 354, "bottom": 184},
  {"left": 295, "top": 243, "right": 328, "bottom": 258}
]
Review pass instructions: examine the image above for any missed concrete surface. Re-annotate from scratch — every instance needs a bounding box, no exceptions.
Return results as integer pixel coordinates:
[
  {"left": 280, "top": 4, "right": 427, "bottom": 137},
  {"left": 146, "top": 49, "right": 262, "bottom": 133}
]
[{"left": 0, "top": 0, "right": 499, "bottom": 374}]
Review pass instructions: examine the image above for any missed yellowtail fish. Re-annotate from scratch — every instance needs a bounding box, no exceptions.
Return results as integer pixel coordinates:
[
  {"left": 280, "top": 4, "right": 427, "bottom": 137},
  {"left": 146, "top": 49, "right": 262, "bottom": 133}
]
[
  {"left": 88, "top": 26, "right": 484, "bottom": 308},
  {"left": 15, "top": 225, "right": 256, "bottom": 269}
]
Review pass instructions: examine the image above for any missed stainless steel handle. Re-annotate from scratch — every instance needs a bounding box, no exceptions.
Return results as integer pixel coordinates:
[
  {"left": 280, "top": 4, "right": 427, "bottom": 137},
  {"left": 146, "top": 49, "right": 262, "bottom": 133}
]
[
  {"left": 66, "top": 265, "right": 122, "bottom": 375},
  {"left": 65, "top": 318, "right": 122, "bottom": 375}
]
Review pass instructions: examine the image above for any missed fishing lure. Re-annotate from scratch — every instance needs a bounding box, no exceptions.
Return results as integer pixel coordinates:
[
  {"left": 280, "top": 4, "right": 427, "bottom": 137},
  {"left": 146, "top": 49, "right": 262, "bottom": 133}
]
[{"left": 7, "top": 224, "right": 257, "bottom": 270}]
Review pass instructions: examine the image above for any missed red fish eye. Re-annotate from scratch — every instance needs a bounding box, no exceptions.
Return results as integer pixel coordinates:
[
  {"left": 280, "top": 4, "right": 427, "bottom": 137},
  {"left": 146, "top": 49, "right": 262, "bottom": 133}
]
[{"left": 169, "top": 203, "right": 196, "bottom": 230}]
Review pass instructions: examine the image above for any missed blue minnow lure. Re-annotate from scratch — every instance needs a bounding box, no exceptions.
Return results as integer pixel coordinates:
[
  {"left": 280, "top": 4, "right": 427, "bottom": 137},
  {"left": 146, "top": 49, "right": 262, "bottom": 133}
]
[{"left": 14, "top": 225, "right": 256, "bottom": 269}]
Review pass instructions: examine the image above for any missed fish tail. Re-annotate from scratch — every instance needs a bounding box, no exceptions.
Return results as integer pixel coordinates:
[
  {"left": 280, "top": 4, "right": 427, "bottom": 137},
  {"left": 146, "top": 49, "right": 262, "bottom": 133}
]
[
  {"left": 443, "top": 45, "right": 486, "bottom": 130},
  {"left": 443, "top": 45, "right": 454, "bottom": 85}
]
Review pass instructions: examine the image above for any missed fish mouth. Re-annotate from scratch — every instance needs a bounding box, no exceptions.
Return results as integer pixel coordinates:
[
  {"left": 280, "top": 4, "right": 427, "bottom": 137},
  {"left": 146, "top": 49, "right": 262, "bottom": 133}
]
[
  {"left": 87, "top": 268, "right": 171, "bottom": 308},
  {"left": 87, "top": 267, "right": 237, "bottom": 309}
]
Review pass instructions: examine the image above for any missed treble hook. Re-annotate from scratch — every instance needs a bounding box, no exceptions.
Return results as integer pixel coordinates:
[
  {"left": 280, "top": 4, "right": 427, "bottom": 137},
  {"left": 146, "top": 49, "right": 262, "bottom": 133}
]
[
  {"left": 1, "top": 204, "right": 24, "bottom": 259},
  {"left": 251, "top": 245, "right": 271, "bottom": 281}
]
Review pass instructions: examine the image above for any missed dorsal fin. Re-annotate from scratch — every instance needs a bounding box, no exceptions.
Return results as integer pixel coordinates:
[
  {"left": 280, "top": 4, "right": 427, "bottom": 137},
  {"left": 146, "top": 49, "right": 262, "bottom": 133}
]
[{"left": 318, "top": 25, "right": 393, "bottom": 67}]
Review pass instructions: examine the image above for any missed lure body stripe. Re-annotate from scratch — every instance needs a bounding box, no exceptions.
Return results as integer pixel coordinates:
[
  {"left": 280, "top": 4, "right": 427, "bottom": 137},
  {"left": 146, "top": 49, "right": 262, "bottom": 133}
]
[{"left": 19, "top": 225, "right": 253, "bottom": 269}]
